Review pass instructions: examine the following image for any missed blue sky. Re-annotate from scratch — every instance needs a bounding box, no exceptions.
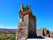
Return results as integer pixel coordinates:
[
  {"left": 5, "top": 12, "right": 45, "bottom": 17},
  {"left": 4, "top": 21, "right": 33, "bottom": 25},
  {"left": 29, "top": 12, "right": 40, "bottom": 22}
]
[{"left": 0, "top": 0, "right": 53, "bottom": 31}]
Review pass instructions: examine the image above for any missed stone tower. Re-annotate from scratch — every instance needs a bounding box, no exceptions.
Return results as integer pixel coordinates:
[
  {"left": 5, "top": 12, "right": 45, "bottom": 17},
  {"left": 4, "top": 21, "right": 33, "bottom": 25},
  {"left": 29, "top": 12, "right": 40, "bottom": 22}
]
[{"left": 16, "top": 4, "right": 36, "bottom": 40}]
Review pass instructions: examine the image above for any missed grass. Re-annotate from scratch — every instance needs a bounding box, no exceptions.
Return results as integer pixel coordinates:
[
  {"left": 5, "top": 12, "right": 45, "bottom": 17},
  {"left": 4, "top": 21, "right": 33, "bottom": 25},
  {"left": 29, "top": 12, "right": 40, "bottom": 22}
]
[{"left": 0, "top": 33, "right": 16, "bottom": 40}]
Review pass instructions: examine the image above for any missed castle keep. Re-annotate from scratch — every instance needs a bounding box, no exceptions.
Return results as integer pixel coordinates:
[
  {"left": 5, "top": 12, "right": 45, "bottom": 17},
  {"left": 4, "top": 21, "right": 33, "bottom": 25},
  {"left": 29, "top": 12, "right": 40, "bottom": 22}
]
[{"left": 16, "top": 4, "right": 36, "bottom": 40}]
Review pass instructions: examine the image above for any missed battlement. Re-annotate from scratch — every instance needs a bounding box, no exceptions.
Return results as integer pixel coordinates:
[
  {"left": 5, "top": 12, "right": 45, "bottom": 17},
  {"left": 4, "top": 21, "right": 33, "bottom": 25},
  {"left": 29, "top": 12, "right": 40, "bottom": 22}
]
[{"left": 20, "top": 4, "right": 32, "bottom": 15}]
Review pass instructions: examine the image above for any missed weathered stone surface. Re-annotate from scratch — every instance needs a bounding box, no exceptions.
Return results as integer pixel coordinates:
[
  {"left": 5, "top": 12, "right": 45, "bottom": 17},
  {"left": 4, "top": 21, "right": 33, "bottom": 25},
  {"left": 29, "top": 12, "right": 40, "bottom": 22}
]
[
  {"left": 37, "top": 28, "right": 50, "bottom": 37},
  {"left": 43, "top": 28, "right": 47, "bottom": 36},
  {"left": 43, "top": 28, "right": 50, "bottom": 37},
  {"left": 50, "top": 31, "right": 53, "bottom": 38},
  {"left": 16, "top": 4, "right": 36, "bottom": 40},
  {"left": 16, "top": 4, "right": 53, "bottom": 40},
  {"left": 36, "top": 28, "right": 43, "bottom": 36}
]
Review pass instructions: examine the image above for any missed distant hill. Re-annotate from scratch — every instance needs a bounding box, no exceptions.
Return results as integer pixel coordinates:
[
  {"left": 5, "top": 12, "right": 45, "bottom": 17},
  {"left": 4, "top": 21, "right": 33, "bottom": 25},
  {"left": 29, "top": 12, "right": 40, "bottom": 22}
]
[
  {"left": 0, "top": 28, "right": 53, "bottom": 38},
  {"left": 0, "top": 28, "right": 16, "bottom": 34}
]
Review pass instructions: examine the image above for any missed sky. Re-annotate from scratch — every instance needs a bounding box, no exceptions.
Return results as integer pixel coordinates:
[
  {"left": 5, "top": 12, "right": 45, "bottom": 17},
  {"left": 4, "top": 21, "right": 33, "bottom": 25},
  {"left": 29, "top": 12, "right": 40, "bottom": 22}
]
[{"left": 0, "top": 0, "right": 53, "bottom": 31}]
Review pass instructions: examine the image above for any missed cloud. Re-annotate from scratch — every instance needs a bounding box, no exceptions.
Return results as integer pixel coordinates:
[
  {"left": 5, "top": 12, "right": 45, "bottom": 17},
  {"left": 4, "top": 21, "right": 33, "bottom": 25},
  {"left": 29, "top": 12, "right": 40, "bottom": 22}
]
[{"left": 0, "top": 24, "right": 17, "bottom": 29}]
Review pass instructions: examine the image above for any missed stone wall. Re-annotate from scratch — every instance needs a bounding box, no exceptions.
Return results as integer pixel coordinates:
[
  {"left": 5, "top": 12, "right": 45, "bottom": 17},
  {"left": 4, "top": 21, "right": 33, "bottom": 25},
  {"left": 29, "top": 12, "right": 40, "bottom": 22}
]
[
  {"left": 37, "top": 28, "right": 50, "bottom": 38},
  {"left": 16, "top": 5, "right": 36, "bottom": 40},
  {"left": 36, "top": 28, "right": 43, "bottom": 36},
  {"left": 50, "top": 31, "right": 53, "bottom": 38},
  {"left": 28, "top": 15, "right": 36, "bottom": 38}
]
